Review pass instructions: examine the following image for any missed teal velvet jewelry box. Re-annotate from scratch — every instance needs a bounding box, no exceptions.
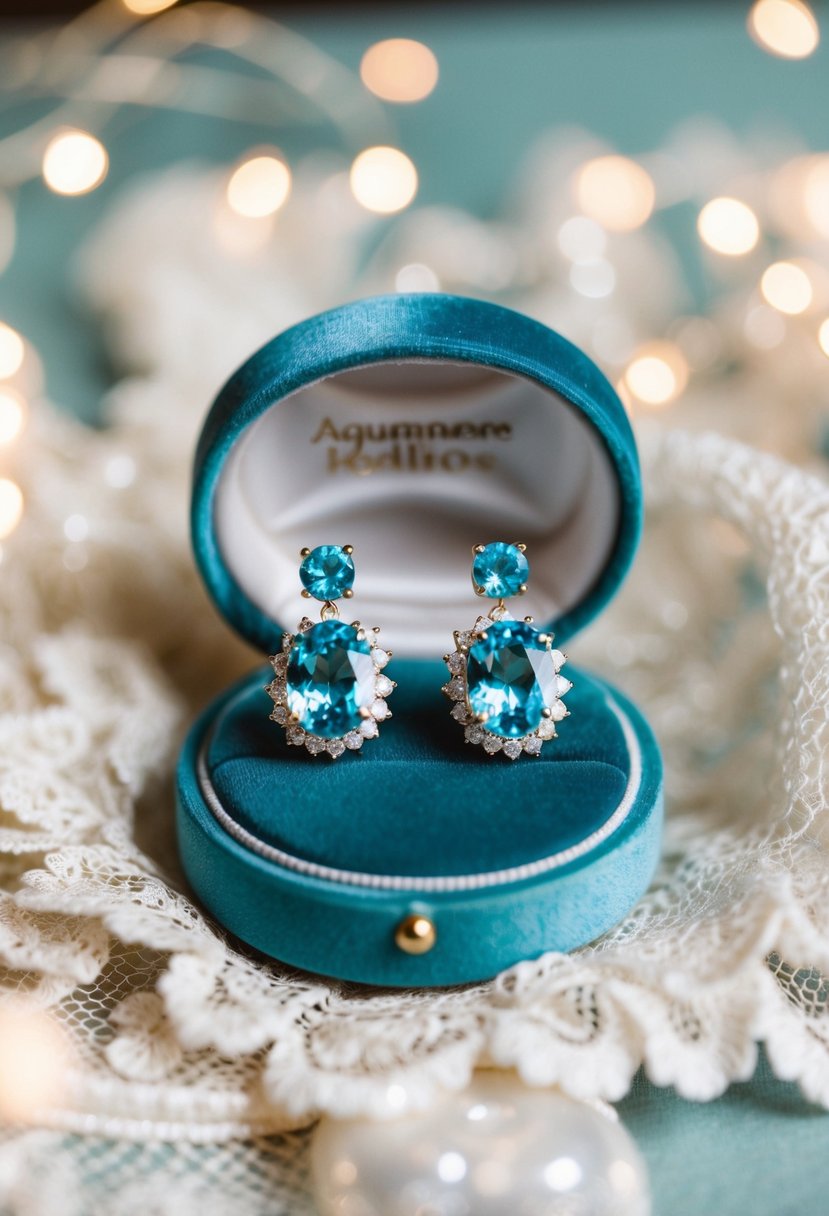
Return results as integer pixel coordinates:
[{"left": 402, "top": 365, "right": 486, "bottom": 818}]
[{"left": 177, "top": 293, "right": 663, "bottom": 988}]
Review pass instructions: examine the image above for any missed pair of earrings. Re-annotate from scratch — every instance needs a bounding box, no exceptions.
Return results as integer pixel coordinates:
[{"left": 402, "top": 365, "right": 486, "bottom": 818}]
[{"left": 266, "top": 542, "right": 571, "bottom": 761}]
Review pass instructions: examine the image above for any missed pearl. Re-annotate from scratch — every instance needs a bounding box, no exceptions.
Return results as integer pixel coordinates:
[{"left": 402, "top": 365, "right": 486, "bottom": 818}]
[{"left": 311, "top": 1071, "right": 650, "bottom": 1216}]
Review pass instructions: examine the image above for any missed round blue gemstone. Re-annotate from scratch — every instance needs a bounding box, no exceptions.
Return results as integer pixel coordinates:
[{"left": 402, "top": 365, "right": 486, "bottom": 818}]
[
  {"left": 286, "top": 620, "right": 374, "bottom": 738},
  {"left": 466, "top": 620, "right": 555, "bottom": 738},
  {"left": 472, "top": 543, "right": 529, "bottom": 599},
  {"left": 299, "top": 545, "right": 355, "bottom": 601}
]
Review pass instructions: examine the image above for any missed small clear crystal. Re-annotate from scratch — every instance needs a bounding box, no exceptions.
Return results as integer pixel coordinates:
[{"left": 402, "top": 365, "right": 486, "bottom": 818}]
[
  {"left": 473, "top": 616, "right": 491, "bottom": 634},
  {"left": 556, "top": 675, "right": 573, "bottom": 696},
  {"left": 538, "top": 718, "right": 557, "bottom": 740},
  {"left": 371, "top": 699, "right": 389, "bottom": 720},
  {"left": 503, "top": 739, "right": 522, "bottom": 760},
  {"left": 465, "top": 724, "right": 484, "bottom": 745},
  {"left": 482, "top": 733, "right": 503, "bottom": 754},
  {"left": 360, "top": 718, "right": 379, "bottom": 738},
  {"left": 375, "top": 674, "right": 394, "bottom": 697},
  {"left": 524, "top": 736, "right": 543, "bottom": 755},
  {"left": 270, "top": 706, "right": 288, "bottom": 725},
  {"left": 297, "top": 617, "right": 314, "bottom": 633},
  {"left": 451, "top": 703, "right": 469, "bottom": 723},
  {"left": 373, "top": 648, "right": 390, "bottom": 668},
  {"left": 456, "top": 631, "right": 472, "bottom": 649},
  {"left": 272, "top": 654, "right": 287, "bottom": 674},
  {"left": 305, "top": 736, "right": 325, "bottom": 755},
  {"left": 445, "top": 678, "right": 465, "bottom": 701},
  {"left": 281, "top": 633, "right": 293, "bottom": 652},
  {"left": 344, "top": 731, "right": 363, "bottom": 750},
  {"left": 326, "top": 738, "right": 346, "bottom": 757},
  {"left": 287, "top": 725, "right": 305, "bottom": 745},
  {"left": 551, "top": 649, "right": 565, "bottom": 671},
  {"left": 550, "top": 700, "right": 567, "bottom": 722},
  {"left": 447, "top": 652, "right": 465, "bottom": 674}
]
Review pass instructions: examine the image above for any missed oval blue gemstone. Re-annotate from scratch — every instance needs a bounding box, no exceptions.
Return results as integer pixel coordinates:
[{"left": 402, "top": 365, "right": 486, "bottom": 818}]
[
  {"left": 299, "top": 545, "right": 355, "bottom": 601},
  {"left": 286, "top": 620, "right": 374, "bottom": 739},
  {"left": 466, "top": 620, "right": 555, "bottom": 738},
  {"left": 472, "top": 542, "right": 530, "bottom": 599}
]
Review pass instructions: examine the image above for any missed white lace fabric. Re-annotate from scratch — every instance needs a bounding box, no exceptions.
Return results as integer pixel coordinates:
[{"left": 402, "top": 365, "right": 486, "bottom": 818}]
[{"left": 0, "top": 168, "right": 828, "bottom": 1170}]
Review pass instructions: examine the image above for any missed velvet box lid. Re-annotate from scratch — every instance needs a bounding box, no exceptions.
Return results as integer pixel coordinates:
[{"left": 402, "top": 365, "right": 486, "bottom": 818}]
[{"left": 177, "top": 293, "right": 663, "bottom": 987}]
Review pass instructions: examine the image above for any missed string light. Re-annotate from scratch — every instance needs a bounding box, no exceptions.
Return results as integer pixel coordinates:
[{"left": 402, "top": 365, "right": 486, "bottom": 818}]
[
  {"left": 0, "top": 388, "right": 25, "bottom": 444},
  {"left": 42, "top": 129, "right": 108, "bottom": 196},
  {"left": 624, "top": 342, "right": 689, "bottom": 407},
  {"left": 0, "top": 478, "right": 23, "bottom": 539},
  {"left": 349, "top": 146, "right": 418, "bottom": 214},
  {"left": 122, "top": 0, "right": 179, "bottom": 13},
  {"left": 395, "top": 263, "right": 440, "bottom": 292},
  {"left": 818, "top": 318, "right": 829, "bottom": 358},
  {"left": 0, "top": 321, "right": 25, "bottom": 378},
  {"left": 748, "top": 0, "right": 819, "bottom": 58},
  {"left": 360, "top": 39, "right": 438, "bottom": 103},
  {"left": 226, "top": 154, "right": 291, "bottom": 219},
  {"left": 761, "top": 261, "right": 813, "bottom": 314},
  {"left": 574, "top": 156, "right": 655, "bottom": 232},
  {"left": 697, "top": 197, "right": 760, "bottom": 256}
]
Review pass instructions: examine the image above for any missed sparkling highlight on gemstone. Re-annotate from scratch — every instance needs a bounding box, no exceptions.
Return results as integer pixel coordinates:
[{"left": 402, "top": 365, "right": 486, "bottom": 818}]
[
  {"left": 445, "top": 615, "right": 569, "bottom": 758},
  {"left": 466, "top": 620, "right": 557, "bottom": 738},
  {"left": 299, "top": 545, "right": 355, "bottom": 601},
  {"left": 285, "top": 620, "right": 375, "bottom": 738},
  {"left": 472, "top": 542, "right": 529, "bottom": 599}
]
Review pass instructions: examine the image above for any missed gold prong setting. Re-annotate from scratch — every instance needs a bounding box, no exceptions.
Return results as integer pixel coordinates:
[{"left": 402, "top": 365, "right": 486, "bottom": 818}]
[
  {"left": 266, "top": 544, "right": 393, "bottom": 758},
  {"left": 443, "top": 612, "right": 571, "bottom": 760},
  {"left": 267, "top": 626, "right": 393, "bottom": 758}
]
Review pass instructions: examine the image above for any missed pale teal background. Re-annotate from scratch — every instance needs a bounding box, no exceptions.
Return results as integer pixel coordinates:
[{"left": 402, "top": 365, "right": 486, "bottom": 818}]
[{"left": 1, "top": 4, "right": 827, "bottom": 1213}]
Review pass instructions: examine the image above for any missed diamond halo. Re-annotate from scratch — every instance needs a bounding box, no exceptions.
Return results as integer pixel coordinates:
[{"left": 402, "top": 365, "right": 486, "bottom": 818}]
[{"left": 443, "top": 612, "right": 570, "bottom": 759}]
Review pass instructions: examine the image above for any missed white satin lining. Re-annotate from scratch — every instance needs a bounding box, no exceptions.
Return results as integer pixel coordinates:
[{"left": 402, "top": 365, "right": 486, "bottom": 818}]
[{"left": 214, "top": 362, "right": 620, "bottom": 657}]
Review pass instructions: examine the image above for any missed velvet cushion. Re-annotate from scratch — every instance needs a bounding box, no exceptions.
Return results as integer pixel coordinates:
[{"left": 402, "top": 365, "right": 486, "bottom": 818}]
[{"left": 207, "top": 660, "right": 631, "bottom": 879}]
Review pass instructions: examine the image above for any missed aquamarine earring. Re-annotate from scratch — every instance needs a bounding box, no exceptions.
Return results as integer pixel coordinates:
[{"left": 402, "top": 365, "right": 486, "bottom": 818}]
[
  {"left": 267, "top": 545, "right": 394, "bottom": 758},
  {"left": 443, "top": 542, "right": 571, "bottom": 759}
]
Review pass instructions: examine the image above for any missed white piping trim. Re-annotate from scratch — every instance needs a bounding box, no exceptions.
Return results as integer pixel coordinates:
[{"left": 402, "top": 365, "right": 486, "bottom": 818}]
[{"left": 195, "top": 696, "right": 642, "bottom": 893}]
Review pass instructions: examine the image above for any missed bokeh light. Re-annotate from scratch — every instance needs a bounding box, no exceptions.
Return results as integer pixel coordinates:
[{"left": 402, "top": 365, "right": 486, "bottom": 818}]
[
  {"left": 349, "top": 146, "right": 418, "bottom": 214},
  {"left": 0, "top": 1004, "right": 71, "bottom": 1122},
  {"left": 360, "top": 39, "right": 439, "bottom": 103},
  {"left": 803, "top": 157, "right": 829, "bottom": 239},
  {"left": 748, "top": 0, "right": 819, "bottom": 58},
  {"left": 557, "top": 216, "right": 607, "bottom": 262},
  {"left": 818, "top": 318, "right": 829, "bottom": 358},
  {"left": 697, "top": 197, "right": 760, "bottom": 256},
  {"left": 761, "top": 261, "right": 813, "bottom": 314},
  {"left": 226, "top": 154, "right": 291, "bottom": 219},
  {"left": 575, "top": 156, "right": 655, "bottom": 232},
  {"left": 0, "top": 321, "right": 25, "bottom": 377},
  {"left": 624, "top": 342, "right": 689, "bottom": 407},
  {"left": 0, "top": 191, "right": 15, "bottom": 275},
  {"left": 395, "top": 263, "right": 441, "bottom": 292},
  {"left": 122, "top": 0, "right": 179, "bottom": 13},
  {"left": 569, "top": 259, "right": 616, "bottom": 299},
  {"left": 744, "top": 304, "right": 787, "bottom": 349},
  {"left": 42, "top": 129, "right": 108, "bottom": 195},
  {"left": 0, "top": 478, "right": 23, "bottom": 539},
  {"left": 0, "top": 388, "right": 25, "bottom": 444}
]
